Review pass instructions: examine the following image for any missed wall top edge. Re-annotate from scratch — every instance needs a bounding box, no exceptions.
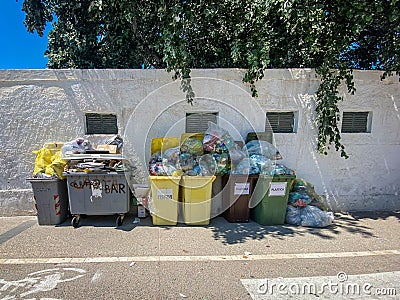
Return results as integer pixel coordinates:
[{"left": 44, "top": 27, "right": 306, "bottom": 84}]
[{"left": 0, "top": 68, "right": 398, "bottom": 83}]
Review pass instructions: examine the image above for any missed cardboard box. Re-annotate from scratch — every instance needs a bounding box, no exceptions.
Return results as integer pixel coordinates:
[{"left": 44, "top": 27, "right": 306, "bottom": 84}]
[
  {"left": 43, "top": 142, "right": 64, "bottom": 153},
  {"left": 96, "top": 144, "right": 118, "bottom": 154}
]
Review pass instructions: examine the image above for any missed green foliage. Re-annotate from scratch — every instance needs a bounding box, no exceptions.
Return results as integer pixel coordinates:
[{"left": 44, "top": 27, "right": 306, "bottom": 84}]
[
  {"left": 21, "top": 0, "right": 400, "bottom": 157},
  {"left": 315, "top": 65, "right": 355, "bottom": 159}
]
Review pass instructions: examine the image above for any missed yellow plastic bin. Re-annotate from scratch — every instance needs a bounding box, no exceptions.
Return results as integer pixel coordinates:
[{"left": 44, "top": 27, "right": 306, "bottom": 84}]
[
  {"left": 151, "top": 137, "right": 180, "bottom": 155},
  {"left": 149, "top": 176, "right": 181, "bottom": 225},
  {"left": 180, "top": 133, "right": 205, "bottom": 144},
  {"left": 182, "top": 176, "right": 216, "bottom": 225}
]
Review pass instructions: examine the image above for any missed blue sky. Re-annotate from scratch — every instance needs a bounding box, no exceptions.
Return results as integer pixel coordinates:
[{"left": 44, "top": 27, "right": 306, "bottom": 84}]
[{"left": 0, "top": 1, "right": 49, "bottom": 69}]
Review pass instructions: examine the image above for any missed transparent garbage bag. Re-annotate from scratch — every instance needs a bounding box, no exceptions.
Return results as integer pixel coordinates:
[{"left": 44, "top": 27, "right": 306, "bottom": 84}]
[{"left": 243, "top": 140, "right": 282, "bottom": 160}]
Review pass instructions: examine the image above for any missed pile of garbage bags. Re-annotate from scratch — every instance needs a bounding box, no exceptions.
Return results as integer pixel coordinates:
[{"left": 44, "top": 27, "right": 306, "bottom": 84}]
[
  {"left": 232, "top": 140, "right": 295, "bottom": 176},
  {"left": 285, "top": 179, "right": 334, "bottom": 227},
  {"left": 148, "top": 122, "right": 295, "bottom": 177},
  {"left": 61, "top": 138, "right": 87, "bottom": 156},
  {"left": 149, "top": 123, "right": 232, "bottom": 176},
  {"left": 61, "top": 135, "right": 123, "bottom": 156}
]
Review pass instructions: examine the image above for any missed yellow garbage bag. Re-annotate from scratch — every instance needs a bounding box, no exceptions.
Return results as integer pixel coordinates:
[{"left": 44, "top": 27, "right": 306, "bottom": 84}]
[
  {"left": 33, "top": 148, "right": 53, "bottom": 175},
  {"left": 33, "top": 148, "right": 67, "bottom": 179},
  {"left": 47, "top": 151, "right": 67, "bottom": 179}
]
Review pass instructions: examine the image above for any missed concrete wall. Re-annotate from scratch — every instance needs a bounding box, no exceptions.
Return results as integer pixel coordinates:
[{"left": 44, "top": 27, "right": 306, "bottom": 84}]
[{"left": 0, "top": 69, "right": 398, "bottom": 215}]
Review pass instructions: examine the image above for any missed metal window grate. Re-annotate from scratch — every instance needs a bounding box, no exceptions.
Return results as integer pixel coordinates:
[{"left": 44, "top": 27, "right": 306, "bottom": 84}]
[
  {"left": 85, "top": 113, "right": 118, "bottom": 134},
  {"left": 266, "top": 112, "right": 295, "bottom": 133},
  {"left": 341, "top": 112, "right": 369, "bottom": 133},
  {"left": 186, "top": 112, "right": 218, "bottom": 133}
]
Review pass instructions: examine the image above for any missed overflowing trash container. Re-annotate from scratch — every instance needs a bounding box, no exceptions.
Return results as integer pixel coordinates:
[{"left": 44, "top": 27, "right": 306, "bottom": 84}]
[
  {"left": 27, "top": 142, "right": 69, "bottom": 225},
  {"left": 251, "top": 174, "right": 295, "bottom": 225},
  {"left": 55, "top": 135, "right": 132, "bottom": 228},
  {"left": 182, "top": 176, "right": 215, "bottom": 225},
  {"left": 147, "top": 137, "right": 181, "bottom": 225},
  {"left": 64, "top": 171, "right": 130, "bottom": 228}
]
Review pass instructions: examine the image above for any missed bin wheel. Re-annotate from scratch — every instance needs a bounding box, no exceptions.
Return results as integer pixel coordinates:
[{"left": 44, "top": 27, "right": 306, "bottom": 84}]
[
  {"left": 71, "top": 216, "right": 80, "bottom": 228},
  {"left": 116, "top": 215, "right": 124, "bottom": 227}
]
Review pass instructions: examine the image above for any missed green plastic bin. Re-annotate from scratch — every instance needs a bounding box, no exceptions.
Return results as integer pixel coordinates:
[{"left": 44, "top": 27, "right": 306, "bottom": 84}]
[{"left": 250, "top": 175, "right": 295, "bottom": 225}]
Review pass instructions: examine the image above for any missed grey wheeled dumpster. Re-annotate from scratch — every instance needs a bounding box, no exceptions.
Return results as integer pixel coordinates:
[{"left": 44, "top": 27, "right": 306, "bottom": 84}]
[
  {"left": 64, "top": 172, "right": 130, "bottom": 228},
  {"left": 26, "top": 178, "right": 69, "bottom": 225}
]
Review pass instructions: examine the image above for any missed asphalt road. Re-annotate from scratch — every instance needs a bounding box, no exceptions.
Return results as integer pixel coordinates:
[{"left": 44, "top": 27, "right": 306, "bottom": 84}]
[{"left": 0, "top": 212, "right": 399, "bottom": 299}]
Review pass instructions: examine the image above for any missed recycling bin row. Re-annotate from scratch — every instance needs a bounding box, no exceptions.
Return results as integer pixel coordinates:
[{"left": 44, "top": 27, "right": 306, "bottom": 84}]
[
  {"left": 27, "top": 172, "right": 294, "bottom": 227},
  {"left": 148, "top": 174, "right": 295, "bottom": 226}
]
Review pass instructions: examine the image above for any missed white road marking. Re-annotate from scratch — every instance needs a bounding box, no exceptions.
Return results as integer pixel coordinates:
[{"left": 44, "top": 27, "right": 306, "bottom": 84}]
[
  {"left": 0, "top": 249, "right": 398, "bottom": 265},
  {"left": 241, "top": 271, "right": 400, "bottom": 299},
  {"left": 0, "top": 267, "right": 86, "bottom": 299},
  {"left": 90, "top": 271, "right": 102, "bottom": 284}
]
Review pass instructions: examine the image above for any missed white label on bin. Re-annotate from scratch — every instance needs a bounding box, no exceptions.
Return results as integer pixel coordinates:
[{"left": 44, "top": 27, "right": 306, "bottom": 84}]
[
  {"left": 157, "top": 189, "right": 173, "bottom": 200},
  {"left": 269, "top": 182, "right": 287, "bottom": 196},
  {"left": 234, "top": 183, "right": 250, "bottom": 195}
]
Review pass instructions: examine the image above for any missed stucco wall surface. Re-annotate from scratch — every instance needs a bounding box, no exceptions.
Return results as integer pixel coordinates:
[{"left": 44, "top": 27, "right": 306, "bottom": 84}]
[{"left": 0, "top": 69, "right": 398, "bottom": 215}]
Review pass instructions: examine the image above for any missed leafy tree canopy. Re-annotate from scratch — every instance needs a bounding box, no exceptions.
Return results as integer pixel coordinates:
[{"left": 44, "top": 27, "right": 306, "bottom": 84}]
[{"left": 22, "top": 0, "right": 400, "bottom": 157}]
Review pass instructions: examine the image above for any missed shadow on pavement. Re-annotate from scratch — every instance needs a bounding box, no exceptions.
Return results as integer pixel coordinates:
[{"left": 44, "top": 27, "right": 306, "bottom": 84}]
[
  {"left": 55, "top": 213, "right": 146, "bottom": 232},
  {"left": 49, "top": 210, "right": 399, "bottom": 245},
  {"left": 347, "top": 210, "right": 400, "bottom": 221},
  {"left": 208, "top": 213, "right": 380, "bottom": 245}
]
